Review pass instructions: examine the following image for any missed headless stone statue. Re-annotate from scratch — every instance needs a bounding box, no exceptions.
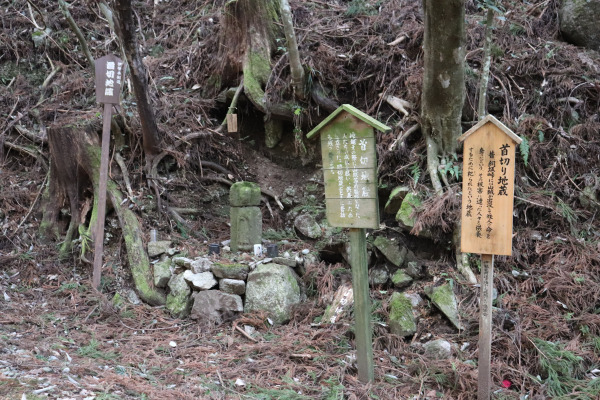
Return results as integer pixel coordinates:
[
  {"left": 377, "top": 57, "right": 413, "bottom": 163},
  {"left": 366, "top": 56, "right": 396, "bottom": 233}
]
[{"left": 230, "top": 182, "right": 262, "bottom": 252}]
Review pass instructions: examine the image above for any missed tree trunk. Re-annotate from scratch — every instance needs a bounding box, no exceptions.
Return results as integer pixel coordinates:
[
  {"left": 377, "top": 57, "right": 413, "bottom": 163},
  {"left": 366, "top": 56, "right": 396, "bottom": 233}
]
[
  {"left": 421, "top": 0, "right": 466, "bottom": 193},
  {"left": 113, "top": 0, "right": 161, "bottom": 160},
  {"left": 41, "top": 118, "right": 165, "bottom": 305}
]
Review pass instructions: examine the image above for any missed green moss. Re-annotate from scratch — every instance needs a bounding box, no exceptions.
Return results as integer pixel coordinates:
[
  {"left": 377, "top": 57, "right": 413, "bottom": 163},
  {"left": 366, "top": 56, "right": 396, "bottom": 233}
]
[
  {"left": 426, "top": 282, "right": 462, "bottom": 330},
  {"left": 396, "top": 192, "right": 422, "bottom": 228},
  {"left": 166, "top": 293, "right": 191, "bottom": 319},
  {"left": 388, "top": 292, "right": 416, "bottom": 336},
  {"left": 243, "top": 51, "right": 271, "bottom": 109},
  {"left": 391, "top": 270, "right": 413, "bottom": 288}
]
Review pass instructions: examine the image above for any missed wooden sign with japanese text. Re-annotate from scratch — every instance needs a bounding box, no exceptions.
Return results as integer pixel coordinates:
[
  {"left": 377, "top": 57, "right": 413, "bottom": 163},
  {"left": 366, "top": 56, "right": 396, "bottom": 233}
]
[
  {"left": 307, "top": 105, "right": 390, "bottom": 229},
  {"left": 458, "top": 115, "right": 522, "bottom": 256},
  {"left": 307, "top": 105, "right": 390, "bottom": 383},
  {"left": 95, "top": 54, "right": 125, "bottom": 104}
]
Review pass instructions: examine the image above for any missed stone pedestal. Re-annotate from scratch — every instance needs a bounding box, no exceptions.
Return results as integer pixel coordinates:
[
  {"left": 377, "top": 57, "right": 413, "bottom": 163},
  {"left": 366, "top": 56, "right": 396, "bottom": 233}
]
[{"left": 230, "top": 182, "right": 262, "bottom": 252}]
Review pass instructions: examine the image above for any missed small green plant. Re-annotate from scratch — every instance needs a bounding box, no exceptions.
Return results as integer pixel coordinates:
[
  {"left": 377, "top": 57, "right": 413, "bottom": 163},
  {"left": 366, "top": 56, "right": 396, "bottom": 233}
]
[
  {"left": 532, "top": 338, "right": 590, "bottom": 397},
  {"left": 58, "top": 282, "right": 80, "bottom": 292},
  {"left": 410, "top": 162, "right": 421, "bottom": 184},
  {"left": 77, "top": 339, "right": 118, "bottom": 360},
  {"left": 519, "top": 136, "right": 529, "bottom": 167},
  {"left": 345, "top": 0, "right": 380, "bottom": 16}
]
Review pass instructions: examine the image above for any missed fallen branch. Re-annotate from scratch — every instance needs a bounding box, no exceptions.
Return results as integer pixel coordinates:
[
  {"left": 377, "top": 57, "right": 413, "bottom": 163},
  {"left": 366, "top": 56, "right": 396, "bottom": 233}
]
[
  {"left": 115, "top": 152, "right": 134, "bottom": 200},
  {"left": 15, "top": 124, "right": 47, "bottom": 144},
  {"left": 388, "top": 124, "right": 420, "bottom": 151},
  {"left": 234, "top": 325, "right": 259, "bottom": 342}
]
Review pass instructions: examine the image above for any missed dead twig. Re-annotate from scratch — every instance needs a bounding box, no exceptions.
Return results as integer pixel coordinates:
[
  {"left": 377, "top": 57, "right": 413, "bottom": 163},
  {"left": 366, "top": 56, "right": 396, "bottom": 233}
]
[{"left": 233, "top": 325, "right": 259, "bottom": 342}]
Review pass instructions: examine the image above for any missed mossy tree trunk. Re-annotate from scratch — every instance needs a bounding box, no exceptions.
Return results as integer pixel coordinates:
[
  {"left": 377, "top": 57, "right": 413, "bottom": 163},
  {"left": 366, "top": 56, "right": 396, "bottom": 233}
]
[
  {"left": 41, "top": 119, "right": 165, "bottom": 305},
  {"left": 421, "top": 0, "right": 466, "bottom": 194}
]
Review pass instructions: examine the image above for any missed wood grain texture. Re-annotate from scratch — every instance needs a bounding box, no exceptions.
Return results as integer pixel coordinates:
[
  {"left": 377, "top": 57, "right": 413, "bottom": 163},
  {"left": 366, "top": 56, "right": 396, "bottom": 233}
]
[
  {"left": 460, "top": 122, "right": 517, "bottom": 256},
  {"left": 349, "top": 228, "right": 374, "bottom": 383},
  {"left": 93, "top": 103, "right": 112, "bottom": 289},
  {"left": 478, "top": 254, "right": 494, "bottom": 400}
]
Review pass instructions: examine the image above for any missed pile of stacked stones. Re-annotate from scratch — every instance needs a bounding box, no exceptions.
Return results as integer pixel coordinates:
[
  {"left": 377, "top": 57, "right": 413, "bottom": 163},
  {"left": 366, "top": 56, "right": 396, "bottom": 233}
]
[{"left": 148, "top": 182, "right": 307, "bottom": 325}]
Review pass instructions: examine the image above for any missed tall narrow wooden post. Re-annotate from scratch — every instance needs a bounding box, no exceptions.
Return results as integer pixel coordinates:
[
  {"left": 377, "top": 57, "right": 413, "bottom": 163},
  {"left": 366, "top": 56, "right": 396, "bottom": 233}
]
[
  {"left": 349, "top": 228, "right": 374, "bottom": 383},
  {"left": 92, "top": 103, "right": 112, "bottom": 289},
  {"left": 478, "top": 254, "right": 494, "bottom": 400}
]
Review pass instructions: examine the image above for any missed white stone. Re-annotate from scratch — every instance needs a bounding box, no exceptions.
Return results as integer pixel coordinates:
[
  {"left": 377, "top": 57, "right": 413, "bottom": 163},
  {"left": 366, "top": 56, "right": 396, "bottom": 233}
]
[{"left": 183, "top": 271, "right": 217, "bottom": 290}]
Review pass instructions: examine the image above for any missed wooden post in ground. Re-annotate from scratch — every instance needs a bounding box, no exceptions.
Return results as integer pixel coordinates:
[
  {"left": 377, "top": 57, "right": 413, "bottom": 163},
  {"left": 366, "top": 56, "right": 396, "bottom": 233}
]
[
  {"left": 92, "top": 103, "right": 113, "bottom": 289},
  {"left": 93, "top": 55, "right": 125, "bottom": 290},
  {"left": 478, "top": 254, "right": 494, "bottom": 400},
  {"left": 306, "top": 105, "right": 391, "bottom": 384},
  {"left": 457, "top": 115, "right": 522, "bottom": 399},
  {"left": 349, "top": 228, "right": 374, "bottom": 383}
]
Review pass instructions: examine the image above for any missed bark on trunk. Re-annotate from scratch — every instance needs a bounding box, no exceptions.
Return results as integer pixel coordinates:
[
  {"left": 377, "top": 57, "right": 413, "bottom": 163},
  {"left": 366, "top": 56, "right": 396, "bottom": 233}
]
[
  {"left": 113, "top": 0, "right": 161, "bottom": 159},
  {"left": 41, "top": 119, "right": 165, "bottom": 305},
  {"left": 421, "top": 0, "right": 466, "bottom": 192}
]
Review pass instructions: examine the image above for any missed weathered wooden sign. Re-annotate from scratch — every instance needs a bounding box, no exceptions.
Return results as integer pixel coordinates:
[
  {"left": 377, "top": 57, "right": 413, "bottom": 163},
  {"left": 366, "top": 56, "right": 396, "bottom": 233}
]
[
  {"left": 226, "top": 113, "right": 238, "bottom": 133},
  {"left": 308, "top": 105, "right": 389, "bottom": 229},
  {"left": 95, "top": 54, "right": 125, "bottom": 104},
  {"left": 308, "top": 105, "right": 390, "bottom": 384},
  {"left": 458, "top": 115, "right": 521, "bottom": 256},
  {"left": 458, "top": 115, "right": 522, "bottom": 400},
  {"left": 92, "top": 54, "right": 125, "bottom": 289}
]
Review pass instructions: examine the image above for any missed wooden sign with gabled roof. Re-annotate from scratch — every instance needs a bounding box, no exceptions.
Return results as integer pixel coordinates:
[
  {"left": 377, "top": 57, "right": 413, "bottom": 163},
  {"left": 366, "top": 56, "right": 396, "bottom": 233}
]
[
  {"left": 458, "top": 115, "right": 522, "bottom": 256},
  {"left": 307, "top": 105, "right": 390, "bottom": 384},
  {"left": 307, "top": 104, "right": 391, "bottom": 229}
]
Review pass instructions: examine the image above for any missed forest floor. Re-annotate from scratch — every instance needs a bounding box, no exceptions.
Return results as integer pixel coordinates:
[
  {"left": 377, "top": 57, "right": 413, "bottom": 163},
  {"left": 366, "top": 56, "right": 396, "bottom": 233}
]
[{"left": 2, "top": 0, "right": 600, "bottom": 399}]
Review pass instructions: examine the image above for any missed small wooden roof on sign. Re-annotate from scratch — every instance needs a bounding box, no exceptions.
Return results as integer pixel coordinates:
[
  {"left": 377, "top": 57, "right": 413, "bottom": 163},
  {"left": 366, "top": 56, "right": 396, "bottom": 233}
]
[
  {"left": 306, "top": 104, "right": 391, "bottom": 139},
  {"left": 458, "top": 115, "right": 522, "bottom": 144}
]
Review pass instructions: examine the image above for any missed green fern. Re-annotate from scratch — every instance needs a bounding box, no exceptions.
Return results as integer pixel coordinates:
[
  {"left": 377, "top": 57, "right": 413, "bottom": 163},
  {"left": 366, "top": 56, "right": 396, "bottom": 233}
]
[{"left": 410, "top": 163, "right": 421, "bottom": 184}]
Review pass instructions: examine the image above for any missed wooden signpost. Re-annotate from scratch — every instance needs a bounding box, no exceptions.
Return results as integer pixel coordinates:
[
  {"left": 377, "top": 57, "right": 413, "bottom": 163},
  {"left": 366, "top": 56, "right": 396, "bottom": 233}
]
[
  {"left": 93, "top": 55, "right": 125, "bottom": 289},
  {"left": 458, "top": 115, "right": 522, "bottom": 400},
  {"left": 308, "top": 105, "right": 390, "bottom": 383}
]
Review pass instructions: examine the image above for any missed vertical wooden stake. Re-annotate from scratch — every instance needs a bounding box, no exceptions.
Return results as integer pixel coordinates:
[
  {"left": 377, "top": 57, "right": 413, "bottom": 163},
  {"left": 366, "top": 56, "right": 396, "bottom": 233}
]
[
  {"left": 478, "top": 254, "right": 494, "bottom": 400},
  {"left": 349, "top": 228, "right": 374, "bottom": 383},
  {"left": 92, "top": 103, "right": 112, "bottom": 289}
]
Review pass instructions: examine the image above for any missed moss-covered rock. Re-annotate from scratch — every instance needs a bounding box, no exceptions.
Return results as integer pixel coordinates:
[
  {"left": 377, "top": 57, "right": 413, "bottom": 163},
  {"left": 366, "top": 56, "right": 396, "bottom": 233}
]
[
  {"left": 384, "top": 186, "right": 410, "bottom": 215},
  {"left": 147, "top": 240, "right": 172, "bottom": 258},
  {"left": 388, "top": 292, "right": 417, "bottom": 337},
  {"left": 560, "top": 0, "right": 600, "bottom": 51},
  {"left": 369, "top": 266, "right": 389, "bottom": 286},
  {"left": 294, "top": 214, "right": 322, "bottom": 239},
  {"left": 425, "top": 282, "right": 462, "bottom": 330},
  {"left": 244, "top": 263, "right": 301, "bottom": 324},
  {"left": 229, "top": 181, "right": 261, "bottom": 207},
  {"left": 211, "top": 263, "right": 249, "bottom": 280},
  {"left": 395, "top": 192, "right": 421, "bottom": 230},
  {"left": 391, "top": 270, "right": 413, "bottom": 289},
  {"left": 219, "top": 278, "right": 246, "bottom": 295},
  {"left": 166, "top": 273, "right": 192, "bottom": 318},
  {"left": 153, "top": 259, "right": 172, "bottom": 288},
  {"left": 265, "top": 118, "right": 283, "bottom": 148},
  {"left": 373, "top": 236, "right": 407, "bottom": 267},
  {"left": 424, "top": 339, "right": 453, "bottom": 359}
]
